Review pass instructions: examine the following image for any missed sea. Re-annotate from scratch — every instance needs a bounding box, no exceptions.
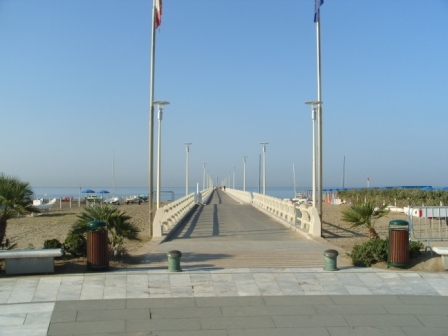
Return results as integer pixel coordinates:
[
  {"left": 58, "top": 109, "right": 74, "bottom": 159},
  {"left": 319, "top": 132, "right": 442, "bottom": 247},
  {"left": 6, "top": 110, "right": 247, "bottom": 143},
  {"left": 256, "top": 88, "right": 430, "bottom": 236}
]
[{"left": 32, "top": 186, "right": 309, "bottom": 202}]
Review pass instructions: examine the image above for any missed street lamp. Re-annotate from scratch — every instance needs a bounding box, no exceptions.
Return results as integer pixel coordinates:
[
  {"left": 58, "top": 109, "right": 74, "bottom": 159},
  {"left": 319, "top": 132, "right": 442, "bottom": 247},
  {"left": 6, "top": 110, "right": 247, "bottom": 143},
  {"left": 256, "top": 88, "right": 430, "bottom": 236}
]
[
  {"left": 153, "top": 100, "right": 170, "bottom": 209},
  {"left": 305, "top": 101, "right": 322, "bottom": 217},
  {"left": 202, "top": 162, "right": 206, "bottom": 191},
  {"left": 260, "top": 142, "right": 268, "bottom": 195},
  {"left": 185, "top": 143, "right": 192, "bottom": 195},
  {"left": 243, "top": 156, "right": 247, "bottom": 191}
]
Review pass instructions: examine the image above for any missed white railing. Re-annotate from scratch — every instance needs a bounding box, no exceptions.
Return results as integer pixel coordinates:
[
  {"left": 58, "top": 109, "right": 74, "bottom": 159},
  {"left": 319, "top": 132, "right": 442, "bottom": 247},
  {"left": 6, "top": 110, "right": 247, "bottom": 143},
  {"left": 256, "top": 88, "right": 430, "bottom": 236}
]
[
  {"left": 200, "top": 187, "right": 214, "bottom": 204},
  {"left": 152, "top": 187, "right": 214, "bottom": 237},
  {"left": 296, "top": 204, "right": 321, "bottom": 237},
  {"left": 224, "top": 188, "right": 253, "bottom": 203},
  {"left": 252, "top": 192, "right": 321, "bottom": 237}
]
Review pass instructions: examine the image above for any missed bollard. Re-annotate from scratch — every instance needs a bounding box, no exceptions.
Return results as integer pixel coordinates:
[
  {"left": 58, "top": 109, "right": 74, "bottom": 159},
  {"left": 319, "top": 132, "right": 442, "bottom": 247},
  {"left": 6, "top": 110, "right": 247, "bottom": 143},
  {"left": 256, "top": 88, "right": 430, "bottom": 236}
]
[
  {"left": 167, "top": 250, "right": 182, "bottom": 272},
  {"left": 323, "top": 249, "right": 339, "bottom": 271}
]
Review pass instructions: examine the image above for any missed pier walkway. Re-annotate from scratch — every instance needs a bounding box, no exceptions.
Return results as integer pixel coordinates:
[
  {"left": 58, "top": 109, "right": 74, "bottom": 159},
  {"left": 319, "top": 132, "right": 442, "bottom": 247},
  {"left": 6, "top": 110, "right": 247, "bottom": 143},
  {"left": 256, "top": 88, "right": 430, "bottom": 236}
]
[
  {"left": 139, "top": 188, "right": 351, "bottom": 269},
  {"left": 2, "top": 189, "right": 448, "bottom": 335}
]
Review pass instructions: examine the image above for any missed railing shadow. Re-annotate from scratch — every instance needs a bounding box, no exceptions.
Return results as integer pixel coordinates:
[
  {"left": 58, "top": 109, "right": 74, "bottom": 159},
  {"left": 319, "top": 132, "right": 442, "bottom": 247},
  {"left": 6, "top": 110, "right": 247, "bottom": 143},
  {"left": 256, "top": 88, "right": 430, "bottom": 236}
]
[{"left": 322, "top": 220, "right": 366, "bottom": 238}]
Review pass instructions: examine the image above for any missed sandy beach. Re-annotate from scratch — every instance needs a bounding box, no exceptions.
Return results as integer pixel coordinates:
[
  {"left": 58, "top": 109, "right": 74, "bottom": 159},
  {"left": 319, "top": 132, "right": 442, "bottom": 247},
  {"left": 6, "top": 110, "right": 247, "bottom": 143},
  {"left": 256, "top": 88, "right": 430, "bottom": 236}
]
[{"left": 2, "top": 200, "right": 445, "bottom": 273}]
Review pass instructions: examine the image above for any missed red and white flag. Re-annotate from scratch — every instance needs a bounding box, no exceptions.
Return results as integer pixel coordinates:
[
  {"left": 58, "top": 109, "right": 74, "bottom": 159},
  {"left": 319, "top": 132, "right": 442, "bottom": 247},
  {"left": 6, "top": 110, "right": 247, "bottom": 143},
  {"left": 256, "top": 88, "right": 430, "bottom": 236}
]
[{"left": 155, "top": 0, "right": 162, "bottom": 28}]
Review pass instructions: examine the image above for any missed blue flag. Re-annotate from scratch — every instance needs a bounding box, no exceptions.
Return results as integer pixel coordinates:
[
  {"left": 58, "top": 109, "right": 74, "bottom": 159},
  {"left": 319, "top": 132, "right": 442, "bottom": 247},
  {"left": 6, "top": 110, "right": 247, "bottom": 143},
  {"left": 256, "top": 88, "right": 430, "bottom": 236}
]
[{"left": 314, "top": 0, "right": 324, "bottom": 23}]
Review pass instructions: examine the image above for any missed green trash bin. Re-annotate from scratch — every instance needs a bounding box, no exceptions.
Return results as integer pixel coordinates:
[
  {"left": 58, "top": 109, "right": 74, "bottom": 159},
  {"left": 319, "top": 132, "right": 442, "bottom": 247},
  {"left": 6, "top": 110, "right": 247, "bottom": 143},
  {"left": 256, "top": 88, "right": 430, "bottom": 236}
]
[
  {"left": 87, "top": 221, "right": 109, "bottom": 271},
  {"left": 387, "top": 220, "right": 409, "bottom": 268}
]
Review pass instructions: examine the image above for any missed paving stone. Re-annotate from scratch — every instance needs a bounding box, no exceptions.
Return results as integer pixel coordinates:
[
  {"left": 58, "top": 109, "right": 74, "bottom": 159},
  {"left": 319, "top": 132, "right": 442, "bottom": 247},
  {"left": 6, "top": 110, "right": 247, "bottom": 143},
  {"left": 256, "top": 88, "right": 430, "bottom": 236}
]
[
  {"left": 200, "top": 316, "right": 276, "bottom": 330},
  {"left": 326, "top": 326, "right": 405, "bottom": 335},
  {"left": 344, "top": 314, "right": 424, "bottom": 327},
  {"left": 272, "top": 314, "right": 348, "bottom": 327},
  {"left": 76, "top": 308, "right": 150, "bottom": 321},
  {"left": 228, "top": 327, "right": 330, "bottom": 336},
  {"left": 125, "top": 317, "right": 201, "bottom": 332},
  {"left": 47, "top": 319, "right": 126, "bottom": 335}
]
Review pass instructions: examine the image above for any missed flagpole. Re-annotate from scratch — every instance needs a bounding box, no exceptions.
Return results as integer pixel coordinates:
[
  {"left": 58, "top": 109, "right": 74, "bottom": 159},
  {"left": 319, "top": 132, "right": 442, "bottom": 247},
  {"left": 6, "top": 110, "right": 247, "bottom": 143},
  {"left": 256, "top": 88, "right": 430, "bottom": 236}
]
[
  {"left": 148, "top": 0, "right": 157, "bottom": 237},
  {"left": 316, "top": 1, "right": 323, "bottom": 235}
]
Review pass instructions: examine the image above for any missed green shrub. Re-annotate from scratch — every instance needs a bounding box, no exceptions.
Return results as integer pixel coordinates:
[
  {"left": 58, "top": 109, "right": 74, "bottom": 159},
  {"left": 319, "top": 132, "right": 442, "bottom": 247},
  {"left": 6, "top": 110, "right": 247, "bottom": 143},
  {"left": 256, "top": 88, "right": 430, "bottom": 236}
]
[
  {"left": 348, "top": 239, "right": 388, "bottom": 267},
  {"left": 43, "top": 239, "right": 63, "bottom": 249},
  {"left": 64, "top": 233, "right": 87, "bottom": 257},
  {"left": 409, "top": 241, "right": 424, "bottom": 258}
]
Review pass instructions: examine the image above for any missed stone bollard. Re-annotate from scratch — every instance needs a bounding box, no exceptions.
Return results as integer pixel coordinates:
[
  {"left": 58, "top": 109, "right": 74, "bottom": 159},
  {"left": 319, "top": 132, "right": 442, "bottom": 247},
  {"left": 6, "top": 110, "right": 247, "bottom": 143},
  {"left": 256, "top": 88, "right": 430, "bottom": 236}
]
[
  {"left": 323, "top": 249, "right": 339, "bottom": 271},
  {"left": 167, "top": 250, "right": 182, "bottom": 272}
]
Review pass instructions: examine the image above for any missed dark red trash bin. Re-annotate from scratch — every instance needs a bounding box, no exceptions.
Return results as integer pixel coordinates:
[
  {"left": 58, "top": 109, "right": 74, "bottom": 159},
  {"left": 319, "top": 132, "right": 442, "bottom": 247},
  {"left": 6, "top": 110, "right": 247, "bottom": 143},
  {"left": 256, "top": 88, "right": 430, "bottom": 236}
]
[
  {"left": 87, "top": 220, "right": 109, "bottom": 271},
  {"left": 387, "top": 220, "right": 409, "bottom": 268}
]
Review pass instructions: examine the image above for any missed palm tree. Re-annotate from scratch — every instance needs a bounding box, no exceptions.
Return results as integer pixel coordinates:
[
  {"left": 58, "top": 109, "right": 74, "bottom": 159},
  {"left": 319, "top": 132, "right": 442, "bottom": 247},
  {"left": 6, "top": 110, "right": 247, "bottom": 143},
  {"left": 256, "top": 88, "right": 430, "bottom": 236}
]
[
  {"left": 0, "top": 173, "right": 40, "bottom": 246},
  {"left": 70, "top": 204, "right": 140, "bottom": 252},
  {"left": 341, "top": 199, "right": 390, "bottom": 239}
]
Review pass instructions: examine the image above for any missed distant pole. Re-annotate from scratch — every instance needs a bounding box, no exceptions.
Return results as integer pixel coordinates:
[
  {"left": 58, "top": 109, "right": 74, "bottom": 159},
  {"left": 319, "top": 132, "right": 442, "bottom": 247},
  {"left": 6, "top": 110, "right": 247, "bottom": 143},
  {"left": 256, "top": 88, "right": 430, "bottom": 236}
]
[
  {"left": 202, "top": 162, "right": 206, "bottom": 191},
  {"left": 112, "top": 150, "right": 115, "bottom": 197},
  {"left": 185, "top": 143, "right": 192, "bottom": 195},
  {"left": 260, "top": 142, "right": 268, "bottom": 195},
  {"left": 243, "top": 156, "right": 247, "bottom": 191},
  {"left": 367, "top": 176, "right": 370, "bottom": 188},
  {"left": 154, "top": 101, "right": 170, "bottom": 209},
  {"left": 233, "top": 167, "right": 235, "bottom": 189},
  {"left": 258, "top": 154, "right": 261, "bottom": 193}
]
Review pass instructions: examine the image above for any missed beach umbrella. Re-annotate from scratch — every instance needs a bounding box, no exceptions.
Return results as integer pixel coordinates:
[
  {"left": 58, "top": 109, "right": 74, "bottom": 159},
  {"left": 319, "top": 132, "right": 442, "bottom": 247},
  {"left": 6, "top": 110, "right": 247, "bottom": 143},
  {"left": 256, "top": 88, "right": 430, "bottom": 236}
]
[
  {"left": 97, "top": 190, "right": 109, "bottom": 199},
  {"left": 81, "top": 189, "right": 95, "bottom": 193}
]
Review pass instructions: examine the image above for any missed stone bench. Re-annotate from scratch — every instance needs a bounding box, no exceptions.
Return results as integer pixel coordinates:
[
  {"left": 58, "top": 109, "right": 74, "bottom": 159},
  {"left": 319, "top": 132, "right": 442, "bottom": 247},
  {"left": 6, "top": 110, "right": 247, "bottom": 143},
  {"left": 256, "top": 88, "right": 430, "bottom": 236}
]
[
  {"left": 432, "top": 247, "right": 448, "bottom": 270},
  {"left": 0, "top": 249, "right": 64, "bottom": 275}
]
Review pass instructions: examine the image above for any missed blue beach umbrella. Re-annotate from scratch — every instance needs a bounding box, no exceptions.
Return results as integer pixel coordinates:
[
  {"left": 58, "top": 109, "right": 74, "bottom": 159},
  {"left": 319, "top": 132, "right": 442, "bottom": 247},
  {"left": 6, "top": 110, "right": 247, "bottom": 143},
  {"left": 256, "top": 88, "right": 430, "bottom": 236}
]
[
  {"left": 81, "top": 189, "right": 95, "bottom": 194},
  {"left": 97, "top": 190, "right": 109, "bottom": 199}
]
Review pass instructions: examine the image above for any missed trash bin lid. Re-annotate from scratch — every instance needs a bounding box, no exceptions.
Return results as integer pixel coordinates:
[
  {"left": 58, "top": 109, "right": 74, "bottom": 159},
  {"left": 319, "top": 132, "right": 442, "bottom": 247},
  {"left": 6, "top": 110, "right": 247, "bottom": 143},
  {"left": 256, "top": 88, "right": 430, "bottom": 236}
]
[
  {"left": 389, "top": 219, "right": 408, "bottom": 226},
  {"left": 87, "top": 220, "right": 107, "bottom": 231}
]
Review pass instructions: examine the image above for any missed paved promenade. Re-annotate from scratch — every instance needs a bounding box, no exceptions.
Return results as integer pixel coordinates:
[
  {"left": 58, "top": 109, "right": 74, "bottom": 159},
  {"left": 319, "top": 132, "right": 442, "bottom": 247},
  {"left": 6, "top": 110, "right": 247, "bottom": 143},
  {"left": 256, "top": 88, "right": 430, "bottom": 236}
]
[{"left": 1, "top": 190, "right": 448, "bottom": 335}]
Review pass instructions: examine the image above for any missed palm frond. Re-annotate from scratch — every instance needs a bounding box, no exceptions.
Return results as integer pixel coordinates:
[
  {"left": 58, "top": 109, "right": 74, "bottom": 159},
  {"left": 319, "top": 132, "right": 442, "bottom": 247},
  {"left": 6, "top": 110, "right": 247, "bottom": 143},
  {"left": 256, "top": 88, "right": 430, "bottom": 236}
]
[{"left": 341, "top": 199, "right": 389, "bottom": 239}]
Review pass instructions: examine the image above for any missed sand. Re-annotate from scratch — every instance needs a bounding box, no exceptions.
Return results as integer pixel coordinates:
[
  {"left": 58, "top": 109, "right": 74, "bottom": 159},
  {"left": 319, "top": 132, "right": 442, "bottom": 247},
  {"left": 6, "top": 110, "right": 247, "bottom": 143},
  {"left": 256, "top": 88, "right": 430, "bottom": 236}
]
[{"left": 2, "top": 201, "right": 445, "bottom": 272}]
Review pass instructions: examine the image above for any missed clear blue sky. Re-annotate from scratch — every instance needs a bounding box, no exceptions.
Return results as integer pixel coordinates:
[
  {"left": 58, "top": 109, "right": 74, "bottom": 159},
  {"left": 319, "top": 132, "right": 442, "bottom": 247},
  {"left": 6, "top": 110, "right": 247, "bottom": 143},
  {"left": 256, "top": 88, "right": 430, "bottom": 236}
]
[{"left": 1, "top": 0, "right": 447, "bottom": 189}]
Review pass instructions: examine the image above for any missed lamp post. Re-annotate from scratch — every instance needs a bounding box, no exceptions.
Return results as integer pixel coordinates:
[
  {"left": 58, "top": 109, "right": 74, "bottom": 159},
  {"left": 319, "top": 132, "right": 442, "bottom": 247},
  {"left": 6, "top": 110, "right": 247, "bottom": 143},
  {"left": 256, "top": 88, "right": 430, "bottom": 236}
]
[
  {"left": 243, "top": 156, "right": 247, "bottom": 191},
  {"left": 260, "top": 142, "right": 268, "bottom": 195},
  {"left": 185, "top": 143, "right": 192, "bottom": 196},
  {"left": 202, "top": 162, "right": 206, "bottom": 191},
  {"left": 153, "top": 100, "right": 170, "bottom": 209},
  {"left": 305, "top": 101, "right": 322, "bottom": 218}
]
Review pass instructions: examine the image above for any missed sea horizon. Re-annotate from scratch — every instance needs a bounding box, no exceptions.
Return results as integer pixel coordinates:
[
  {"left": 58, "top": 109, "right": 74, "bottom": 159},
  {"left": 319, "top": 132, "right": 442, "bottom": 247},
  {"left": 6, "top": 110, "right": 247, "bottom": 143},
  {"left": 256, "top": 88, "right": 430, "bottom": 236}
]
[{"left": 32, "top": 186, "right": 309, "bottom": 202}]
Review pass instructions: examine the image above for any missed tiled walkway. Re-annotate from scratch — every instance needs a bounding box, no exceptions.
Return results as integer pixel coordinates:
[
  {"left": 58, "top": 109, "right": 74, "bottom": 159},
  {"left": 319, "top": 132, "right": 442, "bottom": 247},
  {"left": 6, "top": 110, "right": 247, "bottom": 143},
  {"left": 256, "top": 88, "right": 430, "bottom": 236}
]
[
  {"left": 2, "top": 190, "right": 448, "bottom": 334},
  {"left": 1, "top": 267, "right": 448, "bottom": 335}
]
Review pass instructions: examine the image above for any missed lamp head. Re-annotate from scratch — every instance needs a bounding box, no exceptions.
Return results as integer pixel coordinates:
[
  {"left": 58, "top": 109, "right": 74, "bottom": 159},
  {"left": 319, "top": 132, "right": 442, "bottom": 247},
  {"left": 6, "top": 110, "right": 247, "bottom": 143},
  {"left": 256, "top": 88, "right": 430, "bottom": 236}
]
[{"left": 153, "top": 100, "right": 170, "bottom": 106}]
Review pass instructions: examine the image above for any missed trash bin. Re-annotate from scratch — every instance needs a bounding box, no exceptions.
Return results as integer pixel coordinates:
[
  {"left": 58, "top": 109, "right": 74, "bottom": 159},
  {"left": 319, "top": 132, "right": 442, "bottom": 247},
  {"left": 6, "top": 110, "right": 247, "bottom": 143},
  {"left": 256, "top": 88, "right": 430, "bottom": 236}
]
[
  {"left": 87, "top": 220, "right": 109, "bottom": 271},
  {"left": 387, "top": 219, "right": 409, "bottom": 268}
]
